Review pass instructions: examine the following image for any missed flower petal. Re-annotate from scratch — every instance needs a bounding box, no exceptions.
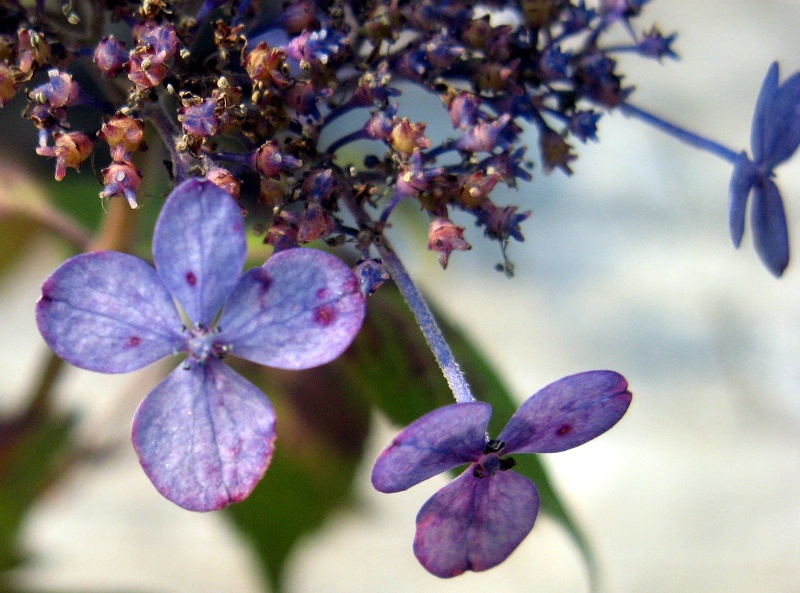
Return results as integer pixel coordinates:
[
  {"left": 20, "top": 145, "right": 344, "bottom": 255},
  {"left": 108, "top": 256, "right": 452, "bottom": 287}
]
[
  {"left": 371, "top": 402, "right": 490, "bottom": 493},
  {"left": 413, "top": 469, "right": 539, "bottom": 578},
  {"left": 498, "top": 370, "right": 631, "bottom": 454},
  {"left": 131, "top": 358, "right": 276, "bottom": 511},
  {"left": 36, "top": 251, "right": 183, "bottom": 373},
  {"left": 728, "top": 152, "right": 757, "bottom": 248},
  {"left": 218, "top": 248, "right": 365, "bottom": 369},
  {"left": 751, "top": 178, "right": 790, "bottom": 276},
  {"left": 751, "top": 62, "right": 800, "bottom": 170},
  {"left": 153, "top": 178, "right": 246, "bottom": 328}
]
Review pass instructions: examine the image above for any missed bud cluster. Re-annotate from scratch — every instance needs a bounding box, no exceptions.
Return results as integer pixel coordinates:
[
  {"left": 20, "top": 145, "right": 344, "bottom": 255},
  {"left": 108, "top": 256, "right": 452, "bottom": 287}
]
[{"left": 1, "top": 0, "right": 675, "bottom": 270}]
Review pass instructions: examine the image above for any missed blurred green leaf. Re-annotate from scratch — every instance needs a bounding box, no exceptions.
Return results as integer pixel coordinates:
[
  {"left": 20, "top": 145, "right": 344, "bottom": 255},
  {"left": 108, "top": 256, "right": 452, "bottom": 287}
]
[
  {"left": 0, "top": 411, "right": 75, "bottom": 576},
  {"left": 225, "top": 363, "right": 371, "bottom": 593},
  {"left": 343, "top": 285, "right": 598, "bottom": 584}
]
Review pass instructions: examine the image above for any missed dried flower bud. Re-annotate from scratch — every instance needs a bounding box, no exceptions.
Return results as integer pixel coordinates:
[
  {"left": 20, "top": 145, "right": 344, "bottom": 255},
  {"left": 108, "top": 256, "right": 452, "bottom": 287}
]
[
  {"left": 128, "top": 47, "right": 168, "bottom": 89},
  {"left": 206, "top": 167, "right": 241, "bottom": 199},
  {"left": 243, "top": 42, "right": 292, "bottom": 88},
  {"left": 99, "top": 114, "right": 146, "bottom": 161},
  {"left": 254, "top": 141, "right": 302, "bottom": 178},
  {"left": 539, "top": 128, "right": 576, "bottom": 174},
  {"left": 94, "top": 36, "right": 129, "bottom": 78},
  {"left": 389, "top": 118, "right": 430, "bottom": 155},
  {"left": 0, "top": 63, "right": 20, "bottom": 107},
  {"left": 297, "top": 203, "right": 335, "bottom": 243},
  {"left": 133, "top": 21, "right": 179, "bottom": 60},
  {"left": 428, "top": 217, "right": 471, "bottom": 269},
  {"left": 458, "top": 171, "right": 500, "bottom": 209},
  {"left": 36, "top": 131, "right": 94, "bottom": 181},
  {"left": 265, "top": 211, "right": 299, "bottom": 252},
  {"left": 455, "top": 114, "right": 512, "bottom": 153},
  {"left": 100, "top": 160, "right": 143, "bottom": 208},
  {"left": 16, "top": 29, "right": 49, "bottom": 76}
]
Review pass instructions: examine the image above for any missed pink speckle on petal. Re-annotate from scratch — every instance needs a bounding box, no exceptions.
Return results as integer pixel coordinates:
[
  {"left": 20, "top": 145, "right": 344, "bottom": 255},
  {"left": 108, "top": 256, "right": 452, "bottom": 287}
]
[
  {"left": 556, "top": 424, "right": 572, "bottom": 436},
  {"left": 186, "top": 271, "right": 197, "bottom": 286},
  {"left": 127, "top": 336, "right": 142, "bottom": 346},
  {"left": 314, "top": 304, "right": 336, "bottom": 326}
]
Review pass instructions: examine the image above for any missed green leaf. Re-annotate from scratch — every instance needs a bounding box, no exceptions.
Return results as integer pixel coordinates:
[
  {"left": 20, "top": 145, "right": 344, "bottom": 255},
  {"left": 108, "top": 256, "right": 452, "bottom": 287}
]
[
  {"left": 345, "top": 285, "right": 598, "bottom": 585},
  {"left": 0, "top": 411, "right": 75, "bottom": 576},
  {"left": 225, "top": 363, "right": 371, "bottom": 593}
]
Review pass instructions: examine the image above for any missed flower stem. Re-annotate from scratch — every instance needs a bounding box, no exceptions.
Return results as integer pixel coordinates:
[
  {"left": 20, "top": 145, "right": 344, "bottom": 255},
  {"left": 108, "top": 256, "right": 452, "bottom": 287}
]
[
  {"left": 620, "top": 102, "right": 740, "bottom": 164},
  {"left": 376, "top": 242, "right": 476, "bottom": 404}
]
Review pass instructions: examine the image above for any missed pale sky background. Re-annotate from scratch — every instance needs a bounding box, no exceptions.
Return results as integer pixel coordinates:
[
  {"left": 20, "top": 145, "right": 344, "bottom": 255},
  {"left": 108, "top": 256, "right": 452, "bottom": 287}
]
[{"left": 5, "top": 1, "right": 800, "bottom": 592}]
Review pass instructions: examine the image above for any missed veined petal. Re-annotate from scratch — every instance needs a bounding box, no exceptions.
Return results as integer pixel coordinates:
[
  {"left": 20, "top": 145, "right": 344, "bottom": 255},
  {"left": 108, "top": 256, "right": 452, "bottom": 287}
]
[
  {"left": 153, "top": 178, "right": 247, "bottom": 328},
  {"left": 371, "top": 402, "right": 490, "bottom": 493},
  {"left": 36, "top": 251, "right": 183, "bottom": 373},
  {"left": 498, "top": 370, "right": 631, "bottom": 454},
  {"left": 132, "top": 358, "right": 276, "bottom": 511},
  {"left": 413, "top": 469, "right": 539, "bottom": 578},
  {"left": 218, "top": 248, "right": 365, "bottom": 369},
  {"left": 751, "top": 178, "right": 790, "bottom": 277},
  {"left": 728, "top": 153, "right": 757, "bottom": 248}
]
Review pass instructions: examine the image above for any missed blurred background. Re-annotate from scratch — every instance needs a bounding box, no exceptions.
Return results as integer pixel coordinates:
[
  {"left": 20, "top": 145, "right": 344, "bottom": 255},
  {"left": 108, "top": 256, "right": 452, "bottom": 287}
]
[{"left": 3, "top": 1, "right": 800, "bottom": 592}]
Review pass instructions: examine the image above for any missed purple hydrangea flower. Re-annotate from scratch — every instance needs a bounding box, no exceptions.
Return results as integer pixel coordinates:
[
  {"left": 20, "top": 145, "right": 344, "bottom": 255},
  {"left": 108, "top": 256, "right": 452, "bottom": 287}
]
[
  {"left": 36, "top": 178, "right": 365, "bottom": 511},
  {"left": 371, "top": 371, "right": 631, "bottom": 577},
  {"left": 729, "top": 62, "right": 800, "bottom": 276}
]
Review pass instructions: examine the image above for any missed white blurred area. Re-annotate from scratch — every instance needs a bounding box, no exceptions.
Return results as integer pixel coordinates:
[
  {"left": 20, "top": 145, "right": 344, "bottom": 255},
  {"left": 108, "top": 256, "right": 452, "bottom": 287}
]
[{"left": 5, "top": 1, "right": 800, "bottom": 592}]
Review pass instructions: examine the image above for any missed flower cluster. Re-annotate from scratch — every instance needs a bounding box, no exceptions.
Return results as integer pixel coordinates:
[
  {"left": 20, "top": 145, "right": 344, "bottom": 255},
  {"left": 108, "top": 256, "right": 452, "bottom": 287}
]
[{"left": 3, "top": 0, "right": 684, "bottom": 272}]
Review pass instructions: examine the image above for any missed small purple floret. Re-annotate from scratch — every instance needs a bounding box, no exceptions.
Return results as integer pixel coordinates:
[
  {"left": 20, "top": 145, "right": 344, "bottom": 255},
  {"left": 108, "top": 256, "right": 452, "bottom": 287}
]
[
  {"left": 371, "top": 370, "right": 631, "bottom": 577},
  {"left": 36, "top": 178, "right": 366, "bottom": 511}
]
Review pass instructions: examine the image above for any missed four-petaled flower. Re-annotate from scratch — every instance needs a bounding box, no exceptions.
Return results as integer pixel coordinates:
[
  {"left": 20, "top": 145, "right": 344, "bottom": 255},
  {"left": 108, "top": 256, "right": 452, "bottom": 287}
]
[
  {"left": 729, "top": 62, "right": 800, "bottom": 276},
  {"left": 371, "top": 371, "right": 631, "bottom": 577},
  {"left": 36, "top": 178, "right": 366, "bottom": 511}
]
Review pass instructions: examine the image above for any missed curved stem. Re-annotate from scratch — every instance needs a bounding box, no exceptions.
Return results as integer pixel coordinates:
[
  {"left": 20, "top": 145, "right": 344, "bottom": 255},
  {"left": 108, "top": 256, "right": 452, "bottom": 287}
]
[
  {"left": 376, "top": 242, "right": 475, "bottom": 404},
  {"left": 620, "top": 102, "right": 740, "bottom": 164}
]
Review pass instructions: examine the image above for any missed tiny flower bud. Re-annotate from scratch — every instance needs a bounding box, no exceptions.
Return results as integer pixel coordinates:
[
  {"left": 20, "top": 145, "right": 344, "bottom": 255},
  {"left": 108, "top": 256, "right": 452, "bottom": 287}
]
[
  {"left": 297, "top": 203, "right": 335, "bottom": 243},
  {"left": 354, "top": 258, "right": 390, "bottom": 296},
  {"left": 458, "top": 171, "right": 499, "bottom": 209},
  {"left": 455, "top": 114, "right": 512, "bottom": 153},
  {"left": 389, "top": 118, "right": 430, "bottom": 155},
  {"left": 99, "top": 114, "right": 146, "bottom": 161},
  {"left": 539, "top": 128, "right": 576, "bottom": 174},
  {"left": 36, "top": 131, "right": 94, "bottom": 181},
  {"left": 445, "top": 90, "right": 482, "bottom": 130},
  {"left": 0, "top": 63, "right": 20, "bottom": 107},
  {"left": 243, "top": 42, "right": 292, "bottom": 88},
  {"left": 428, "top": 217, "right": 471, "bottom": 269},
  {"left": 265, "top": 212, "right": 299, "bottom": 252},
  {"left": 93, "top": 36, "right": 129, "bottom": 77},
  {"left": 254, "top": 141, "right": 302, "bottom": 178},
  {"left": 206, "top": 167, "right": 241, "bottom": 199},
  {"left": 100, "top": 160, "right": 143, "bottom": 208},
  {"left": 179, "top": 98, "right": 220, "bottom": 138},
  {"left": 30, "top": 70, "right": 81, "bottom": 108}
]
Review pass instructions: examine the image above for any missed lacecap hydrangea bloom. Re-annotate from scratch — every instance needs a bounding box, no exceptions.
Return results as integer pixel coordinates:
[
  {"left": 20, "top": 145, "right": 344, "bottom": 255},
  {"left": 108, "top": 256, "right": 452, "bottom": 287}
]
[
  {"left": 36, "top": 178, "right": 365, "bottom": 511},
  {"left": 372, "top": 371, "right": 631, "bottom": 577}
]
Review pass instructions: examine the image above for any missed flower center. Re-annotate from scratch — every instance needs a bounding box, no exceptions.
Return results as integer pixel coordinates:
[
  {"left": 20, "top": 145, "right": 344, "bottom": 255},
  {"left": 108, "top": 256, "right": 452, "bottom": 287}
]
[
  {"left": 472, "top": 439, "right": 517, "bottom": 479},
  {"left": 183, "top": 324, "right": 232, "bottom": 368}
]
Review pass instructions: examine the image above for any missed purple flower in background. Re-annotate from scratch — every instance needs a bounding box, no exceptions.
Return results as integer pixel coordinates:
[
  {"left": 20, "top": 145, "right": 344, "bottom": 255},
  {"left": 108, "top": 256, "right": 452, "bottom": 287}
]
[
  {"left": 371, "top": 371, "right": 631, "bottom": 577},
  {"left": 36, "top": 178, "right": 365, "bottom": 511},
  {"left": 729, "top": 62, "right": 800, "bottom": 276}
]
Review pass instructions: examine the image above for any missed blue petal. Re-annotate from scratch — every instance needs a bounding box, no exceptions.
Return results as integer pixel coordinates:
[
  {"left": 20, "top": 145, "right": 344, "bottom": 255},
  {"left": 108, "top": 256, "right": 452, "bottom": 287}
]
[
  {"left": 218, "top": 248, "right": 365, "bottom": 370},
  {"left": 498, "top": 371, "right": 631, "bottom": 454},
  {"left": 132, "top": 358, "right": 276, "bottom": 511},
  {"left": 750, "top": 62, "right": 780, "bottom": 165},
  {"left": 153, "top": 178, "right": 247, "bottom": 328},
  {"left": 728, "top": 153, "right": 757, "bottom": 247},
  {"left": 36, "top": 252, "right": 184, "bottom": 373},
  {"left": 751, "top": 178, "right": 790, "bottom": 276},
  {"left": 413, "top": 469, "right": 539, "bottom": 578},
  {"left": 371, "top": 402, "right": 490, "bottom": 493},
  {"left": 751, "top": 62, "right": 800, "bottom": 169}
]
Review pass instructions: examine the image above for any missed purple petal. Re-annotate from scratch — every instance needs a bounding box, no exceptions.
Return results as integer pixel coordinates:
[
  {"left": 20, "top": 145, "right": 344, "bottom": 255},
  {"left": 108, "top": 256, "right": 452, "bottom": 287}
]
[
  {"left": 414, "top": 469, "right": 539, "bottom": 578},
  {"left": 153, "top": 178, "right": 246, "bottom": 328},
  {"left": 371, "top": 402, "right": 490, "bottom": 493},
  {"left": 751, "top": 178, "right": 790, "bottom": 276},
  {"left": 750, "top": 62, "right": 780, "bottom": 165},
  {"left": 36, "top": 252, "right": 183, "bottom": 373},
  {"left": 498, "top": 370, "right": 631, "bottom": 454},
  {"left": 132, "top": 358, "right": 276, "bottom": 511},
  {"left": 217, "top": 248, "right": 365, "bottom": 369},
  {"left": 728, "top": 153, "right": 757, "bottom": 248}
]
